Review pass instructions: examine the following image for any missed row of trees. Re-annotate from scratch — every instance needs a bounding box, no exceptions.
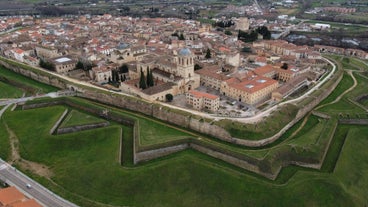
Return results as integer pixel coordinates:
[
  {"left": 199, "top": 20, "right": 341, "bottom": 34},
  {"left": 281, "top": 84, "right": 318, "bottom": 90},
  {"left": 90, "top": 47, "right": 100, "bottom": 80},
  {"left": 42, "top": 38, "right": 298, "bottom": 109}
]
[
  {"left": 213, "top": 20, "right": 234, "bottom": 28},
  {"left": 109, "top": 70, "right": 127, "bottom": 83},
  {"left": 238, "top": 26, "right": 271, "bottom": 42},
  {"left": 171, "top": 32, "right": 185, "bottom": 40},
  {"left": 139, "top": 69, "right": 154, "bottom": 89},
  {"left": 75, "top": 60, "right": 94, "bottom": 71},
  {"left": 39, "top": 59, "right": 55, "bottom": 71}
]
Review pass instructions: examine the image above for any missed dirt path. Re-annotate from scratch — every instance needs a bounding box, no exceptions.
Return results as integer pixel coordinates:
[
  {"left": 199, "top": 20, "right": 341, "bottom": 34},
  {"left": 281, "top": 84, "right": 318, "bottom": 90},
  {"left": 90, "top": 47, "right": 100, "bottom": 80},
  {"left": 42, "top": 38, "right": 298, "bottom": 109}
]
[
  {"left": 5, "top": 123, "right": 53, "bottom": 178},
  {"left": 315, "top": 70, "right": 357, "bottom": 111}
]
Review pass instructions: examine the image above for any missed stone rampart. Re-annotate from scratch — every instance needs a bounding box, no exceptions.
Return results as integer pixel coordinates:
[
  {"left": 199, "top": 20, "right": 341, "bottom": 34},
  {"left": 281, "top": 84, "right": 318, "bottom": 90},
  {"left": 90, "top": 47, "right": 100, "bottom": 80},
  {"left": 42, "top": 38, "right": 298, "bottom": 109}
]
[
  {"left": 56, "top": 122, "right": 109, "bottom": 134},
  {"left": 49, "top": 109, "right": 68, "bottom": 135},
  {"left": 339, "top": 119, "right": 368, "bottom": 125},
  {"left": 135, "top": 143, "right": 189, "bottom": 163},
  {"left": 0, "top": 57, "right": 342, "bottom": 147}
]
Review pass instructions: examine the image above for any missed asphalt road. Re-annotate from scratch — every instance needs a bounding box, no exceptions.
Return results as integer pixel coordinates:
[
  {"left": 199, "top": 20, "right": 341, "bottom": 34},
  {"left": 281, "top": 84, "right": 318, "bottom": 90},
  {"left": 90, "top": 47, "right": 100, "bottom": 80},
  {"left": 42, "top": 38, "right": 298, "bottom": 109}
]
[{"left": 0, "top": 159, "right": 79, "bottom": 207}]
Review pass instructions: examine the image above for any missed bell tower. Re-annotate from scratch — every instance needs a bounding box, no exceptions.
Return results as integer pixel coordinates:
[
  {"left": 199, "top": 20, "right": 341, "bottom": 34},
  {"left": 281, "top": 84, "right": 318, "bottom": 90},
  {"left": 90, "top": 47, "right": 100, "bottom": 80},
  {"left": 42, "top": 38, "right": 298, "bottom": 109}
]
[{"left": 177, "top": 48, "right": 194, "bottom": 78}]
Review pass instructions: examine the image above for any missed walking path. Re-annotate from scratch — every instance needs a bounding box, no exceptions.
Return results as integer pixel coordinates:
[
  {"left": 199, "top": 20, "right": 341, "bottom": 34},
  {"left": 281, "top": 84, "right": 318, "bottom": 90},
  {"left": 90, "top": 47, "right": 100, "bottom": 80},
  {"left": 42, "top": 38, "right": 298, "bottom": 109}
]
[{"left": 315, "top": 70, "right": 357, "bottom": 111}]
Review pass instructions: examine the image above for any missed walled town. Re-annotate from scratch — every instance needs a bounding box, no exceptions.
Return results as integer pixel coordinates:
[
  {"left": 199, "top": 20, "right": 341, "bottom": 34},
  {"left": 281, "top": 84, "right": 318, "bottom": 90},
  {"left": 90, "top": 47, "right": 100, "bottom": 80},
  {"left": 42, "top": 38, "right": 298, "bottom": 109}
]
[{"left": 1, "top": 15, "right": 367, "bottom": 116}]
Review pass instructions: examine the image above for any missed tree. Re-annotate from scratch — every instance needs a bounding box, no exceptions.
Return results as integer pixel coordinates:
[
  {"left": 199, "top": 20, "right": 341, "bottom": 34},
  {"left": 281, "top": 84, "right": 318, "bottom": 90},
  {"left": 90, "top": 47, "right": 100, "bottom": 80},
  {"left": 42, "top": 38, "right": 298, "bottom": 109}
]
[
  {"left": 256, "top": 26, "right": 271, "bottom": 40},
  {"left": 119, "top": 64, "right": 129, "bottom": 73},
  {"left": 179, "top": 33, "right": 185, "bottom": 40},
  {"left": 238, "top": 29, "right": 258, "bottom": 43},
  {"left": 75, "top": 61, "right": 84, "bottom": 69},
  {"left": 146, "top": 68, "right": 154, "bottom": 87},
  {"left": 139, "top": 69, "right": 147, "bottom": 89},
  {"left": 281, "top": 63, "right": 288, "bottom": 70},
  {"left": 205, "top": 48, "right": 211, "bottom": 59},
  {"left": 224, "top": 30, "right": 232, "bottom": 35},
  {"left": 39, "top": 59, "right": 55, "bottom": 71},
  {"left": 165, "top": 94, "right": 173, "bottom": 102},
  {"left": 241, "top": 47, "right": 252, "bottom": 53},
  {"left": 194, "top": 64, "right": 202, "bottom": 70}
]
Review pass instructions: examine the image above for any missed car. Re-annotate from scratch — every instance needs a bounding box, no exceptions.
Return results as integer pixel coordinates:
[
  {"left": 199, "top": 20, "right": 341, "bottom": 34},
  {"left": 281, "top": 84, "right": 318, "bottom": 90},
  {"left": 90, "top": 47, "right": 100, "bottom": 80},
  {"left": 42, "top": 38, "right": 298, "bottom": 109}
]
[{"left": 26, "top": 183, "right": 32, "bottom": 189}]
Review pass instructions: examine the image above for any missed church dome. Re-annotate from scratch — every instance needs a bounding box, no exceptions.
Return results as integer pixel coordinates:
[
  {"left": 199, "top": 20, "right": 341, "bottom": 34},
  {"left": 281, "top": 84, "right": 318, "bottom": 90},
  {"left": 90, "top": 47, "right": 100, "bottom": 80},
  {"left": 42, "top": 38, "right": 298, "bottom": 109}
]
[
  {"left": 178, "top": 48, "right": 192, "bottom": 56},
  {"left": 117, "top": 43, "right": 129, "bottom": 50}
]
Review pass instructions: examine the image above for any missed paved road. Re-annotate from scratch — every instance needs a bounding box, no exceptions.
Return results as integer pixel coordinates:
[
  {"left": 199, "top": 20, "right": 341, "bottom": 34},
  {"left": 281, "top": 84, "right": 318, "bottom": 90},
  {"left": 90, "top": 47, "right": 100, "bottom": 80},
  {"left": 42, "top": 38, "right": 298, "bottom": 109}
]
[
  {"left": 0, "top": 91, "right": 69, "bottom": 106},
  {"left": 0, "top": 159, "right": 79, "bottom": 207}
]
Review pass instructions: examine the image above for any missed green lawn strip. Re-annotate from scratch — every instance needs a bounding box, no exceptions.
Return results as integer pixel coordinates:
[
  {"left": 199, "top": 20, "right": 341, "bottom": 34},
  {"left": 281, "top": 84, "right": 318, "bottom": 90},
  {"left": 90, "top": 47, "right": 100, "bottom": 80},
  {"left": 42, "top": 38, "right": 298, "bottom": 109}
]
[
  {"left": 286, "top": 117, "right": 327, "bottom": 146},
  {"left": 319, "top": 98, "right": 365, "bottom": 114},
  {"left": 0, "top": 81, "right": 24, "bottom": 98},
  {"left": 0, "top": 119, "right": 10, "bottom": 161},
  {"left": 16, "top": 145, "right": 356, "bottom": 207},
  {"left": 350, "top": 58, "right": 368, "bottom": 71},
  {"left": 341, "top": 57, "right": 360, "bottom": 71},
  {"left": 282, "top": 170, "right": 354, "bottom": 207},
  {"left": 349, "top": 72, "right": 368, "bottom": 98},
  {"left": 0, "top": 66, "right": 57, "bottom": 94},
  {"left": 240, "top": 114, "right": 320, "bottom": 159},
  {"left": 319, "top": 71, "right": 368, "bottom": 115},
  {"left": 137, "top": 116, "right": 192, "bottom": 146},
  {"left": 262, "top": 118, "right": 332, "bottom": 173},
  {"left": 318, "top": 71, "right": 353, "bottom": 107},
  {"left": 359, "top": 98, "right": 368, "bottom": 107},
  {"left": 333, "top": 126, "right": 368, "bottom": 206},
  {"left": 60, "top": 110, "right": 108, "bottom": 128},
  {"left": 320, "top": 125, "right": 350, "bottom": 172}
]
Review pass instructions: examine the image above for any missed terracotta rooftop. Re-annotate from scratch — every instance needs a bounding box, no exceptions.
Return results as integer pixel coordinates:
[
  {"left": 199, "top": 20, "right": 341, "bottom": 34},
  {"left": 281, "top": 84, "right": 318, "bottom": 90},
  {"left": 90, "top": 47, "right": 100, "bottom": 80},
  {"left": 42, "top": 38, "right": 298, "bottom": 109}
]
[
  {"left": 228, "top": 76, "right": 278, "bottom": 94},
  {"left": 0, "top": 186, "right": 26, "bottom": 206},
  {"left": 253, "top": 64, "right": 276, "bottom": 76},
  {"left": 195, "top": 66, "right": 230, "bottom": 81},
  {"left": 11, "top": 199, "right": 43, "bottom": 207},
  {"left": 188, "top": 90, "right": 219, "bottom": 100}
]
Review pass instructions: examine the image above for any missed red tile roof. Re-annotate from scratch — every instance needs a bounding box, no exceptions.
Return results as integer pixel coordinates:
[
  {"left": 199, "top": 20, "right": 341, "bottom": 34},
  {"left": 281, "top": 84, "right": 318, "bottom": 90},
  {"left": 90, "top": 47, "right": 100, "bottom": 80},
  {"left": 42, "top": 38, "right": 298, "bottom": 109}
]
[
  {"left": 11, "top": 199, "right": 43, "bottom": 207},
  {"left": 0, "top": 186, "right": 26, "bottom": 206},
  {"left": 188, "top": 90, "right": 219, "bottom": 100}
]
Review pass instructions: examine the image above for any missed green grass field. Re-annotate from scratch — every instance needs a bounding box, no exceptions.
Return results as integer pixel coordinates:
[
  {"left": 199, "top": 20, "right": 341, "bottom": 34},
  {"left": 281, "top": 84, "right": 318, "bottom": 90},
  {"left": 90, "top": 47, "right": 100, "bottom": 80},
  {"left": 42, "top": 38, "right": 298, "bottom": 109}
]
[
  {"left": 0, "top": 81, "right": 24, "bottom": 99},
  {"left": 60, "top": 110, "right": 107, "bottom": 128},
  {"left": 0, "top": 119, "right": 10, "bottom": 161},
  {"left": 0, "top": 66, "right": 57, "bottom": 95},
  {"left": 333, "top": 126, "right": 368, "bottom": 206},
  {"left": 1, "top": 104, "right": 360, "bottom": 207}
]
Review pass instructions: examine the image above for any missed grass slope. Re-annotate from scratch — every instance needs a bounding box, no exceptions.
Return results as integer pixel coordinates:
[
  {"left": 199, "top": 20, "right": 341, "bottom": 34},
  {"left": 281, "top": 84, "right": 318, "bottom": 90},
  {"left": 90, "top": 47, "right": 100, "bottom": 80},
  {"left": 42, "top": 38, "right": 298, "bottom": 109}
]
[
  {"left": 0, "top": 81, "right": 24, "bottom": 99},
  {"left": 0, "top": 102, "right": 358, "bottom": 207},
  {"left": 333, "top": 126, "right": 368, "bottom": 206},
  {"left": 0, "top": 66, "right": 57, "bottom": 95},
  {"left": 60, "top": 110, "right": 107, "bottom": 128},
  {"left": 0, "top": 119, "right": 10, "bottom": 161}
]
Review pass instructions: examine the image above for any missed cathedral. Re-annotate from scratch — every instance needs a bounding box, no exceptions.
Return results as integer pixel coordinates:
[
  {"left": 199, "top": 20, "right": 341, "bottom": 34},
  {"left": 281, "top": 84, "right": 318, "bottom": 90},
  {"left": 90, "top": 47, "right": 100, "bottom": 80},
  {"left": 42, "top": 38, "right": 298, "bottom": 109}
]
[{"left": 121, "top": 47, "right": 200, "bottom": 101}]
